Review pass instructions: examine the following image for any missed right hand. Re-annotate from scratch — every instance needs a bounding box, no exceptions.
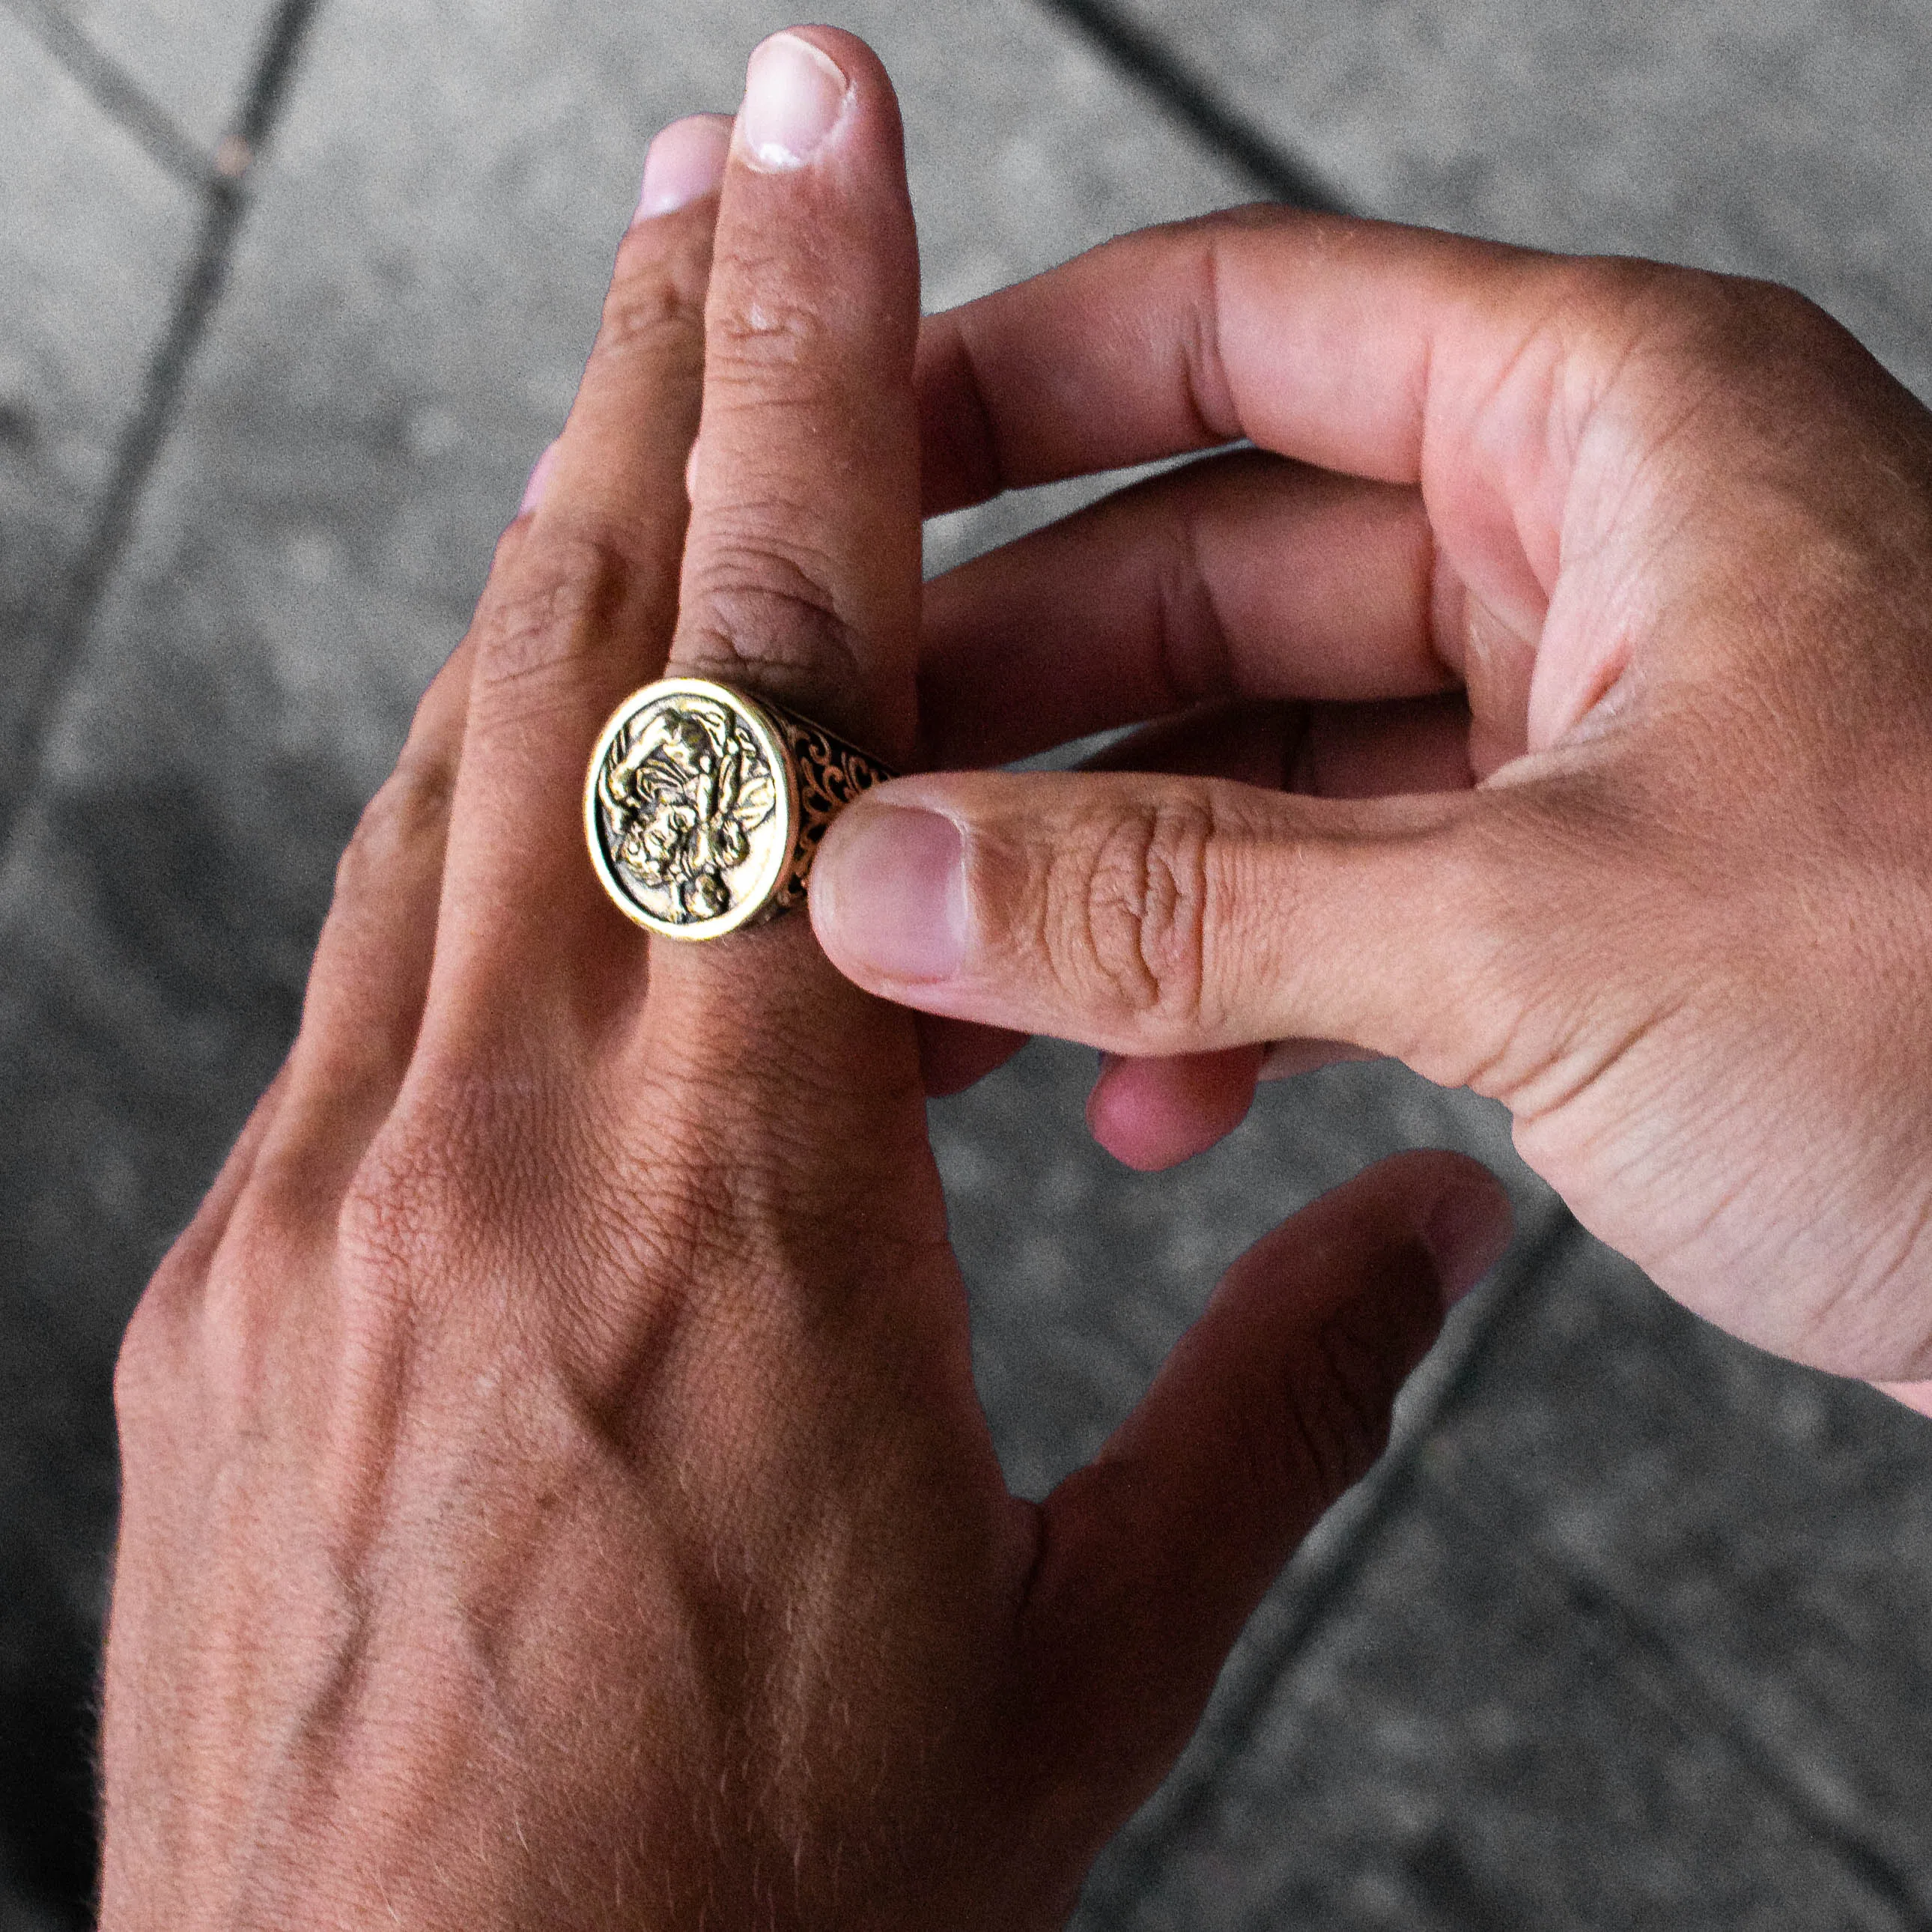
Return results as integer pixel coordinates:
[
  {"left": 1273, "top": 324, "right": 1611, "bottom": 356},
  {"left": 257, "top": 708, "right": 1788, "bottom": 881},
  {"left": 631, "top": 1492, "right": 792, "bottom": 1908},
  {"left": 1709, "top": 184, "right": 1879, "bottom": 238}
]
[{"left": 811, "top": 210, "right": 1932, "bottom": 1391}]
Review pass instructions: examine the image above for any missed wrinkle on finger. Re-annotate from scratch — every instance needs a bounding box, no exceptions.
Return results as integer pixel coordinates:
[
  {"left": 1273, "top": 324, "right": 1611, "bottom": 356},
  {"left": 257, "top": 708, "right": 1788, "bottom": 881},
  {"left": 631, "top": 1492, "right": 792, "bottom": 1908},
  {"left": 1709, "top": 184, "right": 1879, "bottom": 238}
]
[
  {"left": 915, "top": 208, "right": 1266, "bottom": 516},
  {"left": 675, "top": 524, "right": 871, "bottom": 723}
]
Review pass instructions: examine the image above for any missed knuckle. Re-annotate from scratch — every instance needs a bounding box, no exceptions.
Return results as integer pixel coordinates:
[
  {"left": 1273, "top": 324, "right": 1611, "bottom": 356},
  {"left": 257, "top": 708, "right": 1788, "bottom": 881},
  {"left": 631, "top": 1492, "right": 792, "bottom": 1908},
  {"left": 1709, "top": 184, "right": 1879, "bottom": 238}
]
[
  {"left": 333, "top": 748, "right": 452, "bottom": 899},
  {"left": 680, "top": 534, "right": 863, "bottom": 691},
  {"left": 1564, "top": 255, "right": 1847, "bottom": 393},
  {"left": 334, "top": 1089, "right": 485, "bottom": 1291},
  {"left": 1516, "top": 255, "right": 1675, "bottom": 385},
  {"left": 705, "top": 252, "right": 836, "bottom": 387},
  {"left": 113, "top": 1271, "right": 191, "bottom": 1433},
  {"left": 469, "top": 531, "right": 634, "bottom": 702},
  {"left": 1553, "top": 252, "right": 1675, "bottom": 318},
  {"left": 1045, "top": 794, "right": 1220, "bottom": 1028},
  {"left": 592, "top": 223, "right": 710, "bottom": 374}
]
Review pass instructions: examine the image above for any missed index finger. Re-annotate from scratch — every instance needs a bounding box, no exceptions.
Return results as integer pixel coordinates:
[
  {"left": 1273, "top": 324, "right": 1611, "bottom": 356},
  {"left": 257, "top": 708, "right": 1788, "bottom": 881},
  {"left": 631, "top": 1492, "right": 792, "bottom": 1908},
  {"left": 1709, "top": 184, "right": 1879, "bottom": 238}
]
[{"left": 917, "top": 207, "right": 1567, "bottom": 522}]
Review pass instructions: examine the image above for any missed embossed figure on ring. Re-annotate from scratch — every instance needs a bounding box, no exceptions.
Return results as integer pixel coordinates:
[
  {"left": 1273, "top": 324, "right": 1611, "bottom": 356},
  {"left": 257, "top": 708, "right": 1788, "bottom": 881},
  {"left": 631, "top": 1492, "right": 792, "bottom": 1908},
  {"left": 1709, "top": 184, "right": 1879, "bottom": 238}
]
[{"left": 585, "top": 676, "right": 893, "bottom": 941}]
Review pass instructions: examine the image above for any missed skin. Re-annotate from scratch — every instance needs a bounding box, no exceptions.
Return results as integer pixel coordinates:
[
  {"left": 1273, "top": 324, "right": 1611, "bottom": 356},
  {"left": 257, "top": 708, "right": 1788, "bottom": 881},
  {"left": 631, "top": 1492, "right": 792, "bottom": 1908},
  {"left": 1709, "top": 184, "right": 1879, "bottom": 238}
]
[
  {"left": 812, "top": 199, "right": 1932, "bottom": 1403},
  {"left": 100, "top": 32, "right": 1511, "bottom": 1931}
]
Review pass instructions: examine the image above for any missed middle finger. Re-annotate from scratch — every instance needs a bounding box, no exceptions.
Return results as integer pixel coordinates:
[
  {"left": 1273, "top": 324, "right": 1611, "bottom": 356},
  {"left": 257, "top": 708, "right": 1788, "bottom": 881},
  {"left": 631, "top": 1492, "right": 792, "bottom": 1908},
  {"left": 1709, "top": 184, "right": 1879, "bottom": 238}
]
[
  {"left": 421, "top": 121, "right": 723, "bottom": 1047},
  {"left": 918, "top": 450, "right": 1450, "bottom": 771},
  {"left": 645, "top": 29, "right": 925, "bottom": 1097}
]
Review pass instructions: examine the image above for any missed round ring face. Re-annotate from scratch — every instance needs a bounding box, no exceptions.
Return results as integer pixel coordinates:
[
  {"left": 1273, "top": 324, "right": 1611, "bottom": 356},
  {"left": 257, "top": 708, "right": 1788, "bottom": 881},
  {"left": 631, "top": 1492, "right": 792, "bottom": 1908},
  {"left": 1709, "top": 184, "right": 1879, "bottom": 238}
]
[{"left": 585, "top": 679, "right": 798, "bottom": 941}]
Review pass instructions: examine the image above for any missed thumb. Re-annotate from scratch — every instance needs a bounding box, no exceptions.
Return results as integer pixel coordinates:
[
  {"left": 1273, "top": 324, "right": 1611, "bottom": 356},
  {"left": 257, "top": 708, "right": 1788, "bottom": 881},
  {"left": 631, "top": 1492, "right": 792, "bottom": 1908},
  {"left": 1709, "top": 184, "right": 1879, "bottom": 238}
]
[
  {"left": 1015, "top": 1151, "right": 1510, "bottom": 1833},
  {"left": 809, "top": 768, "right": 1511, "bottom": 1081}
]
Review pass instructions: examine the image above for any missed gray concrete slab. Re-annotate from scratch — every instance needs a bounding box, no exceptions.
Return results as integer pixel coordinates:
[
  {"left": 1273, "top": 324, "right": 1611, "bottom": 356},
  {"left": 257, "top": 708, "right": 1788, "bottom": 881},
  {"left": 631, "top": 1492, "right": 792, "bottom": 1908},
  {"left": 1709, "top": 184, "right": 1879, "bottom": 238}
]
[
  {"left": 0, "top": 8, "right": 192, "bottom": 756},
  {"left": 1106, "top": 0, "right": 1932, "bottom": 399},
  {"left": 37, "top": 0, "right": 1256, "bottom": 810},
  {"left": 0, "top": 22, "right": 197, "bottom": 1908},
  {"left": 935, "top": 1040, "right": 1539, "bottom": 1502},
  {"left": 10, "top": 1, "right": 1932, "bottom": 1926},
  {"left": 0, "top": 10, "right": 194, "bottom": 492}
]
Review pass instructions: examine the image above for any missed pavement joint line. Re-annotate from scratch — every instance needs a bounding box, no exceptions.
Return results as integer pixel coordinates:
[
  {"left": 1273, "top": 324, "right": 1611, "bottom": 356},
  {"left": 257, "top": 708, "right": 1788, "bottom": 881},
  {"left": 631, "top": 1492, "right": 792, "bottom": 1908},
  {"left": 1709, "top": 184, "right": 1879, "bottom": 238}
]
[
  {"left": 1082, "top": 1198, "right": 1588, "bottom": 1916},
  {"left": 0, "top": 0, "right": 328, "bottom": 857},
  {"left": 1030, "top": 0, "right": 1349, "bottom": 213},
  {"left": 1, "top": 0, "right": 213, "bottom": 192},
  {"left": 1432, "top": 1477, "right": 1932, "bottom": 1931}
]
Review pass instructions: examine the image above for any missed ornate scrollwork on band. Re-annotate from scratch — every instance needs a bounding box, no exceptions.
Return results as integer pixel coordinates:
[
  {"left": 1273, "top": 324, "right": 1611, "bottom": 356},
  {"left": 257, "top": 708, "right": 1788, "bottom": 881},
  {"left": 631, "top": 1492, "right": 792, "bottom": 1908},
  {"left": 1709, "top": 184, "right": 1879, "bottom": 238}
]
[{"left": 771, "top": 711, "right": 892, "bottom": 911}]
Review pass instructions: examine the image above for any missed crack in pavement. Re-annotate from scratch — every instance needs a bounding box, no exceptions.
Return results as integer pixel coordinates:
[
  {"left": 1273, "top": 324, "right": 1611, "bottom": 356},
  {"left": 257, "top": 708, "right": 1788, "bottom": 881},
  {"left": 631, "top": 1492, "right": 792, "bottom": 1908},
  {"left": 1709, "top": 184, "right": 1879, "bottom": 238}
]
[
  {"left": 0, "top": 0, "right": 327, "bottom": 854},
  {"left": 1032, "top": 0, "right": 1347, "bottom": 213},
  {"left": 1, "top": 0, "right": 212, "bottom": 192}
]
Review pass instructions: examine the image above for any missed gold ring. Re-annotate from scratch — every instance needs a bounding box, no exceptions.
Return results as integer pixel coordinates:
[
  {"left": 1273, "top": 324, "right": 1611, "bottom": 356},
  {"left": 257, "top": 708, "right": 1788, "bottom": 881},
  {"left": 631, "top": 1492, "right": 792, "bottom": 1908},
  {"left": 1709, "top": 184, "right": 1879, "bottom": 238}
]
[{"left": 585, "top": 676, "right": 896, "bottom": 941}]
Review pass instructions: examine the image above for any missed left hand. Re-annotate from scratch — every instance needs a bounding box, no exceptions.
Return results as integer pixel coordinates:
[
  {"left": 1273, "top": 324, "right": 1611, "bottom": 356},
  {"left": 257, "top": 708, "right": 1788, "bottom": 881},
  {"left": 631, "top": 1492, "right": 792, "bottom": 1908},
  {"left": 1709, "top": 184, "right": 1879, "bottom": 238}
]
[{"left": 100, "top": 31, "right": 1509, "bottom": 1931}]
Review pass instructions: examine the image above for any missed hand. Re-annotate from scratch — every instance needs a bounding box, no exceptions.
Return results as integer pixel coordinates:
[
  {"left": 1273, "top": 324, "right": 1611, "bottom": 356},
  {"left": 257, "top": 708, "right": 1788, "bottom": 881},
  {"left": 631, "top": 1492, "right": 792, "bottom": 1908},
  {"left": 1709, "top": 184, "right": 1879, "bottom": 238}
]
[
  {"left": 809, "top": 211, "right": 1932, "bottom": 1389},
  {"left": 100, "top": 36, "right": 1510, "bottom": 1929}
]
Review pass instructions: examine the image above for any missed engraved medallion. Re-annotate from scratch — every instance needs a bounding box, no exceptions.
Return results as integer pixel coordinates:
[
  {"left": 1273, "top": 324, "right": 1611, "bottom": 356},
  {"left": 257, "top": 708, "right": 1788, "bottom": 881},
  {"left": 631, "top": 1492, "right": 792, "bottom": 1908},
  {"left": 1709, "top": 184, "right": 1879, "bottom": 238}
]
[{"left": 585, "top": 677, "right": 893, "bottom": 941}]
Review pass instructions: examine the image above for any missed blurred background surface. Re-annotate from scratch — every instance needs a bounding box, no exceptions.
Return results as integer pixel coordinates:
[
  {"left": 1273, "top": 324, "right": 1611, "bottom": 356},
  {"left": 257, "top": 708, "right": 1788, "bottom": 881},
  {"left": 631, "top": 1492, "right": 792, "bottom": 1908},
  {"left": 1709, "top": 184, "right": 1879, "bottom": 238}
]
[{"left": 6, "top": 1, "right": 1932, "bottom": 1925}]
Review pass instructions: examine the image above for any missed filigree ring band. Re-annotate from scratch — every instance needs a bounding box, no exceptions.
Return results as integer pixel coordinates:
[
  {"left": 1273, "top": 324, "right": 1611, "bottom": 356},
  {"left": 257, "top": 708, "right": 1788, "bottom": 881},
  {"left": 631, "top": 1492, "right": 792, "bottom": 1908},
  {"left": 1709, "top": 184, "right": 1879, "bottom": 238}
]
[{"left": 584, "top": 676, "right": 896, "bottom": 941}]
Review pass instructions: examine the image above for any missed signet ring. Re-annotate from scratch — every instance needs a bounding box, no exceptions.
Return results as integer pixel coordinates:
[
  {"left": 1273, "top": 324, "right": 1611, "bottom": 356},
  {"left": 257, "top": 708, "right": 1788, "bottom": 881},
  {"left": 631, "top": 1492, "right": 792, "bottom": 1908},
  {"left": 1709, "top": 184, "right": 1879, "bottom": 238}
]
[{"left": 584, "top": 677, "right": 896, "bottom": 941}]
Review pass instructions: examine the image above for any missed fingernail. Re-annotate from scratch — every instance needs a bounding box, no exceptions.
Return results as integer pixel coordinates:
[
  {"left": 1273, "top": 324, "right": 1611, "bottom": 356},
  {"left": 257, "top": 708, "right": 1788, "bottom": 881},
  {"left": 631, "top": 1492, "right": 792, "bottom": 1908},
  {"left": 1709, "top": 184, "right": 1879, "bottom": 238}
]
[
  {"left": 816, "top": 805, "right": 966, "bottom": 981},
  {"left": 1423, "top": 1177, "right": 1513, "bottom": 1307},
  {"left": 739, "top": 31, "right": 849, "bottom": 171},
  {"left": 637, "top": 113, "right": 732, "bottom": 219},
  {"left": 519, "top": 440, "right": 558, "bottom": 515}
]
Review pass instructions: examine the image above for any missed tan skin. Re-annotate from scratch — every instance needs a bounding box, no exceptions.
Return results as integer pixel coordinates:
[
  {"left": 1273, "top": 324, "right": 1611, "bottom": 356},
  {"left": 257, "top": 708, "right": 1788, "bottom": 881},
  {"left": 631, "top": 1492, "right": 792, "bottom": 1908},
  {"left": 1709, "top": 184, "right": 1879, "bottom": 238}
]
[
  {"left": 100, "top": 31, "right": 1511, "bottom": 1931},
  {"left": 815, "top": 189, "right": 1932, "bottom": 1404}
]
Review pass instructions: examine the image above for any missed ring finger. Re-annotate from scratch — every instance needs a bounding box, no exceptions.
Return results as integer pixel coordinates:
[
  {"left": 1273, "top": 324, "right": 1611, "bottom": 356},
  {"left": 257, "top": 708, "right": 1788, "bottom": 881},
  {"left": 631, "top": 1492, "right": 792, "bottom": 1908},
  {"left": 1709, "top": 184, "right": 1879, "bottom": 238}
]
[{"left": 418, "top": 116, "right": 728, "bottom": 1056}]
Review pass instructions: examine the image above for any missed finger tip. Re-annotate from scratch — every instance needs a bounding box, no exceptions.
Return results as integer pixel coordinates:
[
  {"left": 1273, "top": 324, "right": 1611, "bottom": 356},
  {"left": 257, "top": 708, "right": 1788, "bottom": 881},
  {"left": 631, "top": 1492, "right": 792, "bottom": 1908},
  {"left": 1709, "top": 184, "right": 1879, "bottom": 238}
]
[
  {"left": 735, "top": 25, "right": 902, "bottom": 178},
  {"left": 764, "top": 23, "right": 890, "bottom": 90},
  {"left": 637, "top": 113, "right": 733, "bottom": 222},
  {"left": 1087, "top": 1051, "right": 1259, "bottom": 1172},
  {"left": 809, "top": 801, "right": 966, "bottom": 988},
  {"left": 1418, "top": 1158, "right": 1514, "bottom": 1307}
]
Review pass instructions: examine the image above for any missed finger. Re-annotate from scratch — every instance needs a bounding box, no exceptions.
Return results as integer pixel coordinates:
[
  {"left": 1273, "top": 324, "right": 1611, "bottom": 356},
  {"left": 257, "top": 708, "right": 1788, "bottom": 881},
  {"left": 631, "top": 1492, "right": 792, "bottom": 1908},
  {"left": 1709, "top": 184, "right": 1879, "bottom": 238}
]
[
  {"left": 921, "top": 703, "right": 1302, "bottom": 1112},
  {"left": 1056, "top": 697, "right": 1463, "bottom": 1148},
  {"left": 812, "top": 766, "right": 1515, "bottom": 1085},
  {"left": 667, "top": 29, "right": 920, "bottom": 759},
  {"left": 1087, "top": 1047, "right": 1262, "bottom": 1172},
  {"left": 1080, "top": 693, "right": 1475, "bottom": 799},
  {"left": 918, "top": 451, "right": 1448, "bottom": 770},
  {"left": 916, "top": 207, "right": 1534, "bottom": 507},
  {"left": 1086, "top": 1034, "right": 1382, "bottom": 1172},
  {"left": 273, "top": 631, "right": 478, "bottom": 1170},
  {"left": 918, "top": 1015, "right": 1030, "bottom": 1099},
  {"left": 423, "top": 121, "right": 723, "bottom": 1034},
  {"left": 142, "top": 1060, "right": 294, "bottom": 1307},
  {"left": 539, "top": 115, "right": 732, "bottom": 549},
  {"left": 645, "top": 28, "right": 926, "bottom": 1111},
  {"left": 915, "top": 208, "right": 1639, "bottom": 747},
  {"left": 1023, "top": 1152, "right": 1511, "bottom": 1818},
  {"left": 1259, "top": 1037, "right": 1379, "bottom": 1080},
  {"left": 929, "top": 686, "right": 1468, "bottom": 1118}
]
